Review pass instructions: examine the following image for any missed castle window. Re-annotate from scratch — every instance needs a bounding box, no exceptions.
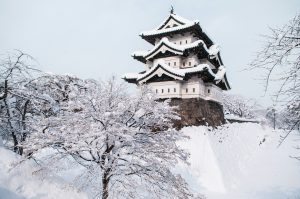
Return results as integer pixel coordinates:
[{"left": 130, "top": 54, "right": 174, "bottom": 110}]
[
  {"left": 168, "top": 88, "right": 170, "bottom": 93},
  {"left": 162, "top": 89, "right": 164, "bottom": 93},
  {"left": 193, "top": 88, "right": 195, "bottom": 93},
  {"left": 186, "top": 40, "right": 188, "bottom": 44},
  {"left": 208, "top": 89, "right": 210, "bottom": 94},
  {"left": 156, "top": 89, "right": 158, "bottom": 93},
  {"left": 174, "top": 88, "right": 176, "bottom": 92},
  {"left": 174, "top": 62, "right": 176, "bottom": 66},
  {"left": 183, "top": 62, "right": 185, "bottom": 67},
  {"left": 180, "top": 41, "right": 182, "bottom": 45},
  {"left": 186, "top": 88, "right": 188, "bottom": 93},
  {"left": 189, "top": 62, "right": 191, "bottom": 66}
]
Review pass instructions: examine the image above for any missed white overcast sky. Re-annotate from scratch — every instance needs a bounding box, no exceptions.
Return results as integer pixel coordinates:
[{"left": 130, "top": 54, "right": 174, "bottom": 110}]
[{"left": 0, "top": 0, "right": 299, "bottom": 106}]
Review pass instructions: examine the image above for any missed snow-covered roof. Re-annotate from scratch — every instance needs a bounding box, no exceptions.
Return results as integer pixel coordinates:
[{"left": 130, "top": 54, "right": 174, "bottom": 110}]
[
  {"left": 122, "top": 61, "right": 219, "bottom": 83},
  {"left": 133, "top": 38, "right": 204, "bottom": 59},
  {"left": 214, "top": 65, "right": 226, "bottom": 83},
  {"left": 141, "top": 21, "right": 199, "bottom": 37},
  {"left": 132, "top": 37, "right": 220, "bottom": 63},
  {"left": 155, "top": 13, "right": 195, "bottom": 30}
]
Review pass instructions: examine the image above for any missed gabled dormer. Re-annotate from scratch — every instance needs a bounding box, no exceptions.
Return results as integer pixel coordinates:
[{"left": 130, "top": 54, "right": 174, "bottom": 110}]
[{"left": 156, "top": 14, "right": 193, "bottom": 30}]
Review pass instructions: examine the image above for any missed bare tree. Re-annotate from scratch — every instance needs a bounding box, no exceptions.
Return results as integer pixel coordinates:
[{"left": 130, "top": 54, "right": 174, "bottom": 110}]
[
  {"left": 0, "top": 51, "right": 41, "bottom": 154},
  {"left": 250, "top": 14, "right": 300, "bottom": 146}
]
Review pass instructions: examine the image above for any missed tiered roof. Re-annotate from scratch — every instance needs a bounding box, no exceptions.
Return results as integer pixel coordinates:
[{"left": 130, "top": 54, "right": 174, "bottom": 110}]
[
  {"left": 132, "top": 37, "right": 220, "bottom": 64},
  {"left": 124, "top": 12, "right": 231, "bottom": 90},
  {"left": 123, "top": 61, "right": 229, "bottom": 90},
  {"left": 140, "top": 14, "right": 213, "bottom": 47}
]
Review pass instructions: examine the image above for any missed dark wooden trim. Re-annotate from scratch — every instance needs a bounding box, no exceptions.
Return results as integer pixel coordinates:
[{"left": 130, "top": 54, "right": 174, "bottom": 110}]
[
  {"left": 157, "top": 15, "right": 185, "bottom": 30},
  {"left": 138, "top": 64, "right": 184, "bottom": 83}
]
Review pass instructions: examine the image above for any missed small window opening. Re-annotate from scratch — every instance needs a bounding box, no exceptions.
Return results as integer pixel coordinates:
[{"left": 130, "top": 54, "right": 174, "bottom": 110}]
[
  {"left": 208, "top": 89, "right": 210, "bottom": 94},
  {"left": 174, "top": 62, "right": 176, "bottom": 66},
  {"left": 168, "top": 62, "right": 170, "bottom": 66},
  {"left": 156, "top": 89, "right": 158, "bottom": 93},
  {"left": 189, "top": 62, "right": 191, "bottom": 66},
  {"left": 186, "top": 40, "right": 188, "bottom": 44},
  {"left": 162, "top": 89, "right": 164, "bottom": 93},
  {"left": 174, "top": 88, "right": 176, "bottom": 92},
  {"left": 193, "top": 88, "right": 195, "bottom": 93},
  {"left": 183, "top": 62, "right": 185, "bottom": 66},
  {"left": 168, "top": 88, "right": 170, "bottom": 93},
  {"left": 180, "top": 41, "right": 182, "bottom": 45},
  {"left": 186, "top": 88, "right": 188, "bottom": 93}
]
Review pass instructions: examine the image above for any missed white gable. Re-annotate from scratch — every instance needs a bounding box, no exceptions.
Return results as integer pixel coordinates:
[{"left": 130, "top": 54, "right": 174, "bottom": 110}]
[{"left": 161, "top": 18, "right": 183, "bottom": 30}]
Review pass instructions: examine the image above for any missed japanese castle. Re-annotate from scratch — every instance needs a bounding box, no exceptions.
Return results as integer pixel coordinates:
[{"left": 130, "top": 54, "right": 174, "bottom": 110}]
[{"left": 123, "top": 10, "right": 230, "bottom": 103}]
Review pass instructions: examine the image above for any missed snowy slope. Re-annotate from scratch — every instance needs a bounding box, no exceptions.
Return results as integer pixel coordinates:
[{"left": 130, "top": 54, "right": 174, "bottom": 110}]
[
  {"left": 0, "top": 147, "right": 88, "bottom": 199},
  {"left": 177, "top": 123, "right": 300, "bottom": 199},
  {"left": 1, "top": 123, "right": 299, "bottom": 199}
]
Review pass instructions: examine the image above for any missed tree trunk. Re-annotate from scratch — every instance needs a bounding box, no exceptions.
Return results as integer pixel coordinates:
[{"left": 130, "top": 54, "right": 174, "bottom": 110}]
[
  {"left": 102, "top": 169, "right": 109, "bottom": 199},
  {"left": 12, "top": 132, "right": 19, "bottom": 153}
]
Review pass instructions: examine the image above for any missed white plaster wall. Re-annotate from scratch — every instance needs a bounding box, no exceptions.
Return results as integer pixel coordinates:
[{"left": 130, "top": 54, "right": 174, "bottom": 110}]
[
  {"left": 145, "top": 79, "right": 222, "bottom": 102},
  {"left": 180, "top": 80, "right": 206, "bottom": 98},
  {"left": 205, "top": 83, "right": 222, "bottom": 102},
  {"left": 147, "top": 54, "right": 200, "bottom": 69},
  {"left": 148, "top": 81, "right": 182, "bottom": 98},
  {"left": 168, "top": 33, "right": 194, "bottom": 45},
  {"left": 146, "top": 78, "right": 219, "bottom": 99},
  {"left": 153, "top": 56, "right": 181, "bottom": 69},
  {"left": 181, "top": 54, "right": 200, "bottom": 68}
]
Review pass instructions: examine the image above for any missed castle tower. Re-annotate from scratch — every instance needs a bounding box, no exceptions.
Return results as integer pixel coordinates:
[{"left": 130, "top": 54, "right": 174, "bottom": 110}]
[{"left": 123, "top": 10, "right": 230, "bottom": 127}]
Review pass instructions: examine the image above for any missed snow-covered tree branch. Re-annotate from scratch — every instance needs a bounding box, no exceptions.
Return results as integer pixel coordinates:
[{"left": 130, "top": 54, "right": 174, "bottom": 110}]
[
  {"left": 250, "top": 14, "right": 300, "bottom": 133},
  {"left": 23, "top": 77, "right": 195, "bottom": 199},
  {"left": 0, "top": 51, "right": 43, "bottom": 154},
  {"left": 222, "top": 93, "right": 257, "bottom": 119}
]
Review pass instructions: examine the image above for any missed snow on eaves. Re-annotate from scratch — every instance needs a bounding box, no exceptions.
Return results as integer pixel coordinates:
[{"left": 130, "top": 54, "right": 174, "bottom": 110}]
[
  {"left": 141, "top": 21, "right": 199, "bottom": 37},
  {"left": 214, "top": 65, "right": 226, "bottom": 82},
  {"left": 132, "top": 37, "right": 220, "bottom": 59},
  {"left": 154, "top": 13, "right": 195, "bottom": 30},
  {"left": 208, "top": 44, "right": 220, "bottom": 57},
  {"left": 122, "top": 61, "right": 216, "bottom": 81}
]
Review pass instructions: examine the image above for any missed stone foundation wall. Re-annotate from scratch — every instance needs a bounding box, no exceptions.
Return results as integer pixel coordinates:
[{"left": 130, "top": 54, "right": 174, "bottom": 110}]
[{"left": 169, "top": 98, "right": 225, "bottom": 128}]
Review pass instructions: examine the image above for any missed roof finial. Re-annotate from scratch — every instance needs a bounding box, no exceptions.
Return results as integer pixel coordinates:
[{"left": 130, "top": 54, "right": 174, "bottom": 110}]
[{"left": 170, "top": 6, "right": 174, "bottom": 14}]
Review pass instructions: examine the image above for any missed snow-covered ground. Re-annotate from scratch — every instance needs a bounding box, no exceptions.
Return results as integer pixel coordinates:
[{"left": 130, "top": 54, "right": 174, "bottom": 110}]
[
  {"left": 177, "top": 123, "right": 300, "bottom": 199},
  {"left": 0, "top": 146, "right": 88, "bottom": 199},
  {"left": 0, "top": 122, "right": 299, "bottom": 199}
]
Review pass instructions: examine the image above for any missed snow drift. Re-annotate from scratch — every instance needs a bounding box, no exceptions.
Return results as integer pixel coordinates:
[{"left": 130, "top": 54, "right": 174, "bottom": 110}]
[
  {"left": 0, "top": 147, "right": 88, "bottom": 199},
  {"left": 177, "top": 123, "right": 300, "bottom": 199}
]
